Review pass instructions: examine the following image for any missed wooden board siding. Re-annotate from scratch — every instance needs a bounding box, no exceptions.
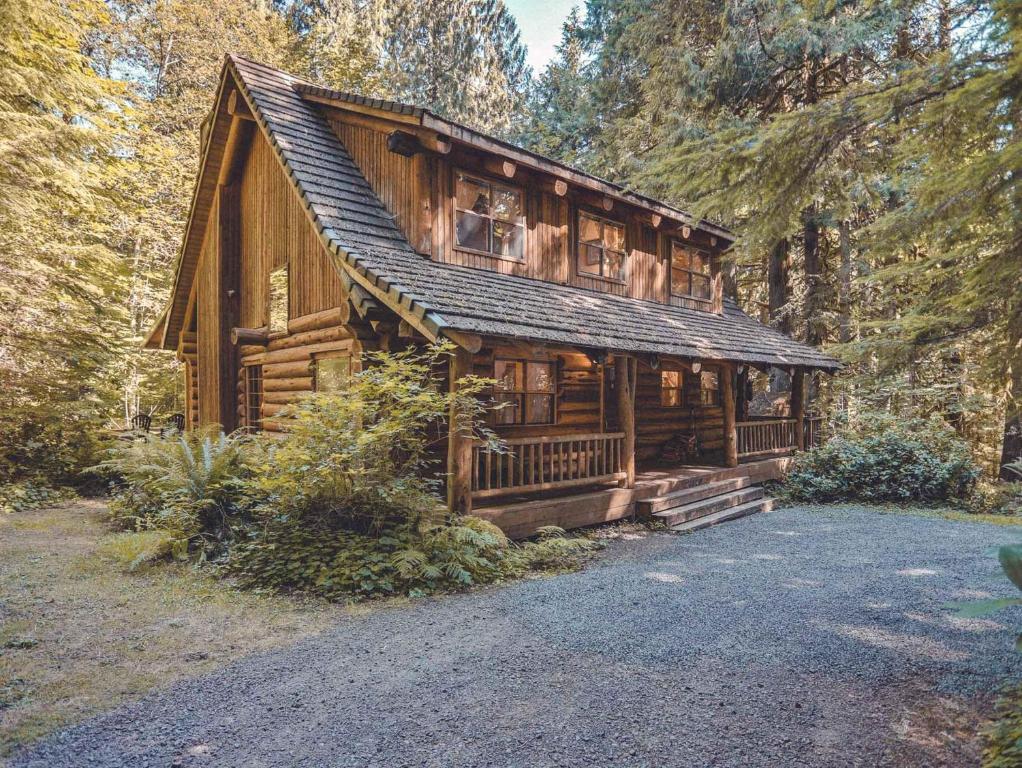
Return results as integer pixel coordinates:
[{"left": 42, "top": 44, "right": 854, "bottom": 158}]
[
  {"left": 324, "top": 113, "right": 723, "bottom": 311},
  {"left": 238, "top": 132, "right": 347, "bottom": 328},
  {"left": 196, "top": 193, "right": 221, "bottom": 427}
]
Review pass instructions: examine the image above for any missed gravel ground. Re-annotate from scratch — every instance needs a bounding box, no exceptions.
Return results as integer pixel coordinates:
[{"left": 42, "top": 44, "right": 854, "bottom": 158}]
[{"left": 12, "top": 505, "right": 1022, "bottom": 768}]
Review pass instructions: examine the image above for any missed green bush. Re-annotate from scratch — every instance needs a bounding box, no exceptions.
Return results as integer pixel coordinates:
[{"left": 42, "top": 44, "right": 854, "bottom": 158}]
[
  {"left": 782, "top": 414, "right": 979, "bottom": 503},
  {"left": 985, "top": 684, "right": 1022, "bottom": 768},
  {"left": 227, "top": 515, "right": 601, "bottom": 600},
  {"left": 95, "top": 426, "right": 259, "bottom": 560},
  {"left": 967, "top": 481, "right": 1022, "bottom": 516},
  {"left": 0, "top": 481, "right": 75, "bottom": 514}
]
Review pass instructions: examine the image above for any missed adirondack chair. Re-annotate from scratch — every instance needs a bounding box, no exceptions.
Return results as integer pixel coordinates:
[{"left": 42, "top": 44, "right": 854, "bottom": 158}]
[{"left": 130, "top": 413, "right": 152, "bottom": 433}]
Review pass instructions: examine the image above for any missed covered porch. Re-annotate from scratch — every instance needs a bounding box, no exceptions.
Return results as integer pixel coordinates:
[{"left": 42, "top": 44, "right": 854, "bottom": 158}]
[{"left": 446, "top": 340, "right": 826, "bottom": 522}]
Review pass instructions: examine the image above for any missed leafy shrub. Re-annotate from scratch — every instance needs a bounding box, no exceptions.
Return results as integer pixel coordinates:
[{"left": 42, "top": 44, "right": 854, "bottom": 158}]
[
  {"left": 247, "top": 343, "right": 498, "bottom": 536},
  {"left": 226, "top": 515, "right": 601, "bottom": 600},
  {"left": 95, "top": 530, "right": 184, "bottom": 572},
  {"left": 95, "top": 426, "right": 258, "bottom": 560},
  {"left": 984, "top": 684, "right": 1022, "bottom": 768},
  {"left": 782, "top": 413, "right": 979, "bottom": 503},
  {"left": 0, "top": 481, "right": 75, "bottom": 514},
  {"left": 967, "top": 481, "right": 1022, "bottom": 516}
]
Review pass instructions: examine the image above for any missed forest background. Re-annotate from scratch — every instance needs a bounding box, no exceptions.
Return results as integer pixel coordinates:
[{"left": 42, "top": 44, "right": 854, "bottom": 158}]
[{"left": 1, "top": 0, "right": 1019, "bottom": 486}]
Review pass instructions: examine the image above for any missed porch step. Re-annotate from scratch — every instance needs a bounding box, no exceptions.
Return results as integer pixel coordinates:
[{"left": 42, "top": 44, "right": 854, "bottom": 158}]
[
  {"left": 637, "top": 476, "right": 753, "bottom": 516},
  {"left": 671, "top": 497, "right": 776, "bottom": 533},
  {"left": 650, "top": 486, "right": 765, "bottom": 527}
]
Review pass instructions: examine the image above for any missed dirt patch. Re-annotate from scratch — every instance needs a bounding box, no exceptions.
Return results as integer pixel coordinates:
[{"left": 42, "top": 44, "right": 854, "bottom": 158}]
[{"left": 0, "top": 500, "right": 341, "bottom": 757}]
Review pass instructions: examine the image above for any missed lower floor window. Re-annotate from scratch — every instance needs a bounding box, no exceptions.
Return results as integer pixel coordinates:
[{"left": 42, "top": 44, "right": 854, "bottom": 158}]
[
  {"left": 700, "top": 369, "right": 720, "bottom": 406},
  {"left": 494, "top": 359, "right": 555, "bottom": 425},
  {"left": 245, "top": 365, "right": 263, "bottom": 431},
  {"left": 315, "top": 353, "right": 352, "bottom": 392},
  {"left": 661, "top": 370, "right": 684, "bottom": 407}
]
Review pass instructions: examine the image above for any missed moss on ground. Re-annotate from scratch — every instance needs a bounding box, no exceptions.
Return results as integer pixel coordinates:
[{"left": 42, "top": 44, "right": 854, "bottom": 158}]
[{"left": 0, "top": 501, "right": 342, "bottom": 757}]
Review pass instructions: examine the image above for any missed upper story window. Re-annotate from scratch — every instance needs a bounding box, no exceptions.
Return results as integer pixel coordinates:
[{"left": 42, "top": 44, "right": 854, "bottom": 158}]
[
  {"left": 671, "top": 242, "right": 711, "bottom": 300},
  {"left": 493, "top": 359, "right": 555, "bottom": 425},
  {"left": 455, "top": 172, "right": 525, "bottom": 260},
  {"left": 577, "top": 211, "right": 626, "bottom": 282}
]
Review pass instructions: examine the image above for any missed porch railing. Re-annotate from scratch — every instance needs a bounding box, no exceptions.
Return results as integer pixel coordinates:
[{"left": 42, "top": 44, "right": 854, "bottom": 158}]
[
  {"left": 471, "top": 432, "right": 626, "bottom": 500},
  {"left": 736, "top": 416, "right": 825, "bottom": 459}
]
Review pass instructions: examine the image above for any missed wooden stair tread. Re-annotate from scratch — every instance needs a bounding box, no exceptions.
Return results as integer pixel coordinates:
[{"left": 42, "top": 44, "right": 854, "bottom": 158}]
[
  {"left": 638, "top": 476, "right": 753, "bottom": 515},
  {"left": 651, "top": 486, "right": 765, "bottom": 526},
  {"left": 671, "top": 497, "right": 775, "bottom": 533}
]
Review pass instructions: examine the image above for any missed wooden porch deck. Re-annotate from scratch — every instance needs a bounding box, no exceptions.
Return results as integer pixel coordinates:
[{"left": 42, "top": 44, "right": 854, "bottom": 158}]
[{"left": 472, "top": 457, "right": 794, "bottom": 539}]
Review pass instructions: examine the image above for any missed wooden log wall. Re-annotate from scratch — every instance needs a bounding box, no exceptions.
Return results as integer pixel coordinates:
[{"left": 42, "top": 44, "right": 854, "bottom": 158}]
[
  {"left": 237, "top": 308, "right": 359, "bottom": 432},
  {"left": 196, "top": 193, "right": 222, "bottom": 427},
  {"left": 326, "top": 115, "right": 724, "bottom": 311},
  {"left": 470, "top": 346, "right": 603, "bottom": 439},
  {"left": 626, "top": 360, "right": 726, "bottom": 463}
]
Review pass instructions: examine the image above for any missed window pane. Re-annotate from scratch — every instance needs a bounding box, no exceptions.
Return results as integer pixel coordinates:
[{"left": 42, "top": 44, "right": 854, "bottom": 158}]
[
  {"left": 673, "top": 244, "right": 692, "bottom": 271},
  {"left": 701, "top": 370, "right": 719, "bottom": 405},
  {"left": 525, "top": 394, "right": 553, "bottom": 424},
  {"left": 456, "top": 175, "right": 489, "bottom": 214},
  {"left": 456, "top": 210, "right": 489, "bottom": 252},
  {"left": 605, "top": 249, "right": 626, "bottom": 281},
  {"left": 690, "top": 251, "right": 708, "bottom": 274},
  {"left": 671, "top": 267, "right": 690, "bottom": 295},
  {"left": 492, "top": 220, "right": 524, "bottom": 259},
  {"left": 579, "top": 213, "right": 602, "bottom": 243},
  {"left": 578, "top": 243, "right": 603, "bottom": 274},
  {"left": 492, "top": 187, "right": 522, "bottom": 222},
  {"left": 494, "top": 393, "right": 521, "bottom": 424},
  {"left": 526, "top": 362, "right": 554, "bottom": 392},
  {"left": 661, "top": 388, "right": 682, "bottom": 407},
  {"left": 268, "top": 266, "right": 288, "bottom": 332},
  {"left": 604, "top": 222, "right": 625, "bottom": 252},
  {"left": 316, "top": 356, "right": 350, "bottom": 393},
  {"left": 662, "top": 370, "right": 680, "bottom": 388},
  {"left": 691, "top": 274, "right": 712, "bottom": 299},
  {"left": 494, "top": 360, "right": 522, "bottom": 391}
]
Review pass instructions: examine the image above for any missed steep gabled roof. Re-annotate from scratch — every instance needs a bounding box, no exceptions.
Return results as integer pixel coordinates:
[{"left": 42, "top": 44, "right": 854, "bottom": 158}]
[{"left": 153, "top": 55, "right": 839, "bottom": 372}]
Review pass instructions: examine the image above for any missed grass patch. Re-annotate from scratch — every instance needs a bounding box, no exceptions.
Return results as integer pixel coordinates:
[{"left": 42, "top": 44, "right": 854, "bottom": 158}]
[
  {"left": 0, "top": 500, "right": 342, "bottom": 757},
  {"left": 774, "top": 499, "right": 1022, "bottom": 528}
]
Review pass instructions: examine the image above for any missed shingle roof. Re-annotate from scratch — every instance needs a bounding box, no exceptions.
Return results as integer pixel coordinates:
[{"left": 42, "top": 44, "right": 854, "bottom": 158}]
[{"left": 224, "top": 55, "right": 839, "bottom": 371}]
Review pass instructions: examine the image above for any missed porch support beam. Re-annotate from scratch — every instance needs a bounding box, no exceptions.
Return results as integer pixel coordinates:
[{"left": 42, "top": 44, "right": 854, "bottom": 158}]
[
  {"left": 447, "top": 345, "right": 475, "bottom": 515},
  {"left": 721, "top": 362, "right": 738, "bottom": 468},
  {"left": 791, "top": 368, "right": 806, "bottom": 451},
  {"left": 615, "top": 355, "right": 637, "bottom": 487}
]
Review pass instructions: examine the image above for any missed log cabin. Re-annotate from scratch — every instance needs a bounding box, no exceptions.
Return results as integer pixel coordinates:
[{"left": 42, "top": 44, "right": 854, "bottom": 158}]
[{"left": 144, "top": 55, "right": 839, "bottom": 537}]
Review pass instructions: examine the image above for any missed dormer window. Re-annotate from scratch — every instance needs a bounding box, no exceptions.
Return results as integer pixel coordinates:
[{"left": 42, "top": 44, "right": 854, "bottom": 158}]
[
  {"left": 671, "top": 241, "right": 711, "bottom": 300},
  {"left": 455, "top": 172, "right": 525, "bottom": 260},
  {"left": 577, "top": 211, "right": 626, "bottom": 281}
]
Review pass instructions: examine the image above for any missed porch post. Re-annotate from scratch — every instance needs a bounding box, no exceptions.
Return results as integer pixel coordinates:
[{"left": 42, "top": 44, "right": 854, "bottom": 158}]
[
  {"left": 721, "top": 363, "right": 739, "bottom": 468},
  {"left": 736, "top": 366, "right": 749, "bottom": 422},
  {"left": 615, "top": 355, "right": 637, "bottom": 487},
  {"left": 447, "top": 345, "right": 474, "bottom": 515},
  {"left": 791, "top": 368, "right": 806, "bottom": 451}
]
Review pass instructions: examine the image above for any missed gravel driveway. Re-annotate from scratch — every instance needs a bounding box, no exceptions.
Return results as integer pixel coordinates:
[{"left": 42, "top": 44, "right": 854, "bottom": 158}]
[{"left": 12, "top": 505, "right": 1022, "bottom": 767}]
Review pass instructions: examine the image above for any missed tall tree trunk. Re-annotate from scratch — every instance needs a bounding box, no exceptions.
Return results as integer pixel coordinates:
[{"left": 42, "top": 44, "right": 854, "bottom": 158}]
[
  {"left": 1002, "top": 337, "right": 1022, "bottom": 480},
  {"left": 803, "top": 209, "right": 824, "bottom": 347},
  {"left": 768, "top": 238, "right": 791, "bottom": 393},
  {"left": 838, "top": 219, "right": 852, "bottom": 345}
]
